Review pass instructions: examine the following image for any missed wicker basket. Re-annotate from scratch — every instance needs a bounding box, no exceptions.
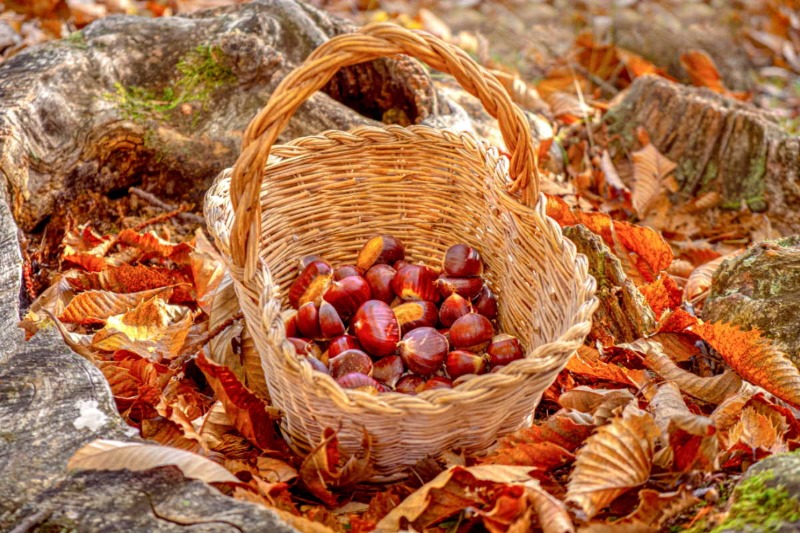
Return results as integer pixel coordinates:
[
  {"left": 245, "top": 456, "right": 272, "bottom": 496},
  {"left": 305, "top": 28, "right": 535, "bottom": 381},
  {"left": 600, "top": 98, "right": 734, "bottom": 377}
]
[{"left": 204, "top": 22, "right": 597, "bottom": 479}]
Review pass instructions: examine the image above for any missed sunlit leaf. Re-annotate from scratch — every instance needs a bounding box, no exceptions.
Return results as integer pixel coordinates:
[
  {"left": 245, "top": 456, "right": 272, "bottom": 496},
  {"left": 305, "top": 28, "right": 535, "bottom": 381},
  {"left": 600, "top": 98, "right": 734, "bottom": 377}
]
[
  {"left": 684, "top": 250, "right": 744, "bottom": 302},
  {"left": 680, "top": 50, "right": 750, "bottom": 100},
  {"left": 630, "top": 143, "right": 677, "bottom": 218},
  {"left": 68, "top": 439, "right": 238, "bottom": 483},
  {"left": 614, "top": 221, "right": 674, "bottom": 279},
  {"left": 567, "top": 346, "right": 651, "bottom": 388},
  {"left": 60, "top": 286, "right": 174, "bottom": 325},
  {"left": 300, "top": 428, "right": 372, "bottom": 507},
  {"left": 566, "top": 406, "right": 659, "bottom": 519},
  {"left": 581, "top": 487, "right": 699, "bottom": 532},
  {"left": 117, "top": 228, "right": 193, "bottom": 262},
  {"left": 559, "top": 387, "right": 635, "bottom": 425},
  {"left": 639, "top": 274, "right": 682, "bottom": 320}
]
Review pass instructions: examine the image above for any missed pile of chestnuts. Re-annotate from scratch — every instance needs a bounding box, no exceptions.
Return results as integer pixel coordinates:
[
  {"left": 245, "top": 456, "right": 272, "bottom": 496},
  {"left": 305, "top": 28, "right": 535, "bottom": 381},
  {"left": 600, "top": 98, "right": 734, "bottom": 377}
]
[{"left": 283, "top": 235, "right": 525, "bottom": 394}]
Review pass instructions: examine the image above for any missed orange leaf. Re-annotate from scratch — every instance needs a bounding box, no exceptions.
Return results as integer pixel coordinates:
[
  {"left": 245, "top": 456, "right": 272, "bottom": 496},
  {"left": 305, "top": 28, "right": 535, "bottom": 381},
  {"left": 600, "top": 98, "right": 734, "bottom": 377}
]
[
  {"left": 117, "top": 228, "right": 193, "bottom": 262},
  {"left": 60, "top": 287, "right": 174, "bottom": 325},
  {"left": 492, "top": 410, "right": 595, "bottom": 455},
  {"left": 299, "top": 428, "right": 372, "bottom": 507},
  {"left": 691, "top": 322, "right": 800, "bottom": 408},
  {"left": 482, "top": 441, "right": 575, "bottom": 471},
  {"left": 567, "top": 345, "right": 650, "bottom": 388},
  {"left": 614, "top": 221, "right": 674, "bottom": 277},
  {"left": 566, "top": 406, "right": 660, "bottom": 519},
  {"left": 69, "top": 264, "right": 193, "bottom": 300},
  {"left": 684, "top": 249, "right": 744, "bottom": 302},
  {"left": 639, "top": 274, "right": 683, "bottom": 320},
  {"left": 195, "top": 352, "right": 281, "bottom": 451},
  {"left": 679, "top": 50, "right": 749, "bottom": 100}
]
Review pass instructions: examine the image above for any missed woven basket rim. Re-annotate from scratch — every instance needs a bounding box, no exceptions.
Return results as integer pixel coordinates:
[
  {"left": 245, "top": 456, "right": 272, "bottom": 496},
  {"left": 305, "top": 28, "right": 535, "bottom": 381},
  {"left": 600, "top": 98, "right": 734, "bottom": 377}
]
[{"left": 205, "top": 123, "right": 598, "bottom": 411}]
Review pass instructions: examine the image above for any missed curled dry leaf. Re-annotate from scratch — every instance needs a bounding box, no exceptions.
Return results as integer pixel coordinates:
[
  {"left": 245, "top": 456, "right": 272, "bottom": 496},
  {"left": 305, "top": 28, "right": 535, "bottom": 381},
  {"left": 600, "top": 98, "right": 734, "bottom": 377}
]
[
  {"left": 59, "top": 286, "right": 174, "bottom": 325},
  {"left": 559, "top": 387, "right": 635, "bottom": 425},
  {"left": 566, "top": 406, "right": 659, "bottom": 519},
  {"left": 580, "top": 486, "right": 699, "bottom": 532},
  {"left": 68, "top": 439, "right": 238, "bottom": 483},
  {"left": 117, "top": 228, "right": 193, "bottom": 261},
  {"left": 630, "top": 142, "right": 677, "bottom": 218},
  {"left": 691, "top": 322, "right": 800, "bottom": 408},
  {"left": 638, "top": 274, "right": 682, "bottom": 321},
  {"left": 684, "top": 249, "right": 744, "bottom": 302},
  {"left": 299, "top": 428, "right": 373, "bottom": 507},
  {"left": 567, "top": 346, "right": 650, "bottom": 388},
  {"left": 721, "top": 406, "right": 786, "bottom": 468},
  {"left": 629, "top": 339, "right": 742, "bottom": 404},
  {"left": 679, "top": 50, "right": 750, "bottom": 100}
]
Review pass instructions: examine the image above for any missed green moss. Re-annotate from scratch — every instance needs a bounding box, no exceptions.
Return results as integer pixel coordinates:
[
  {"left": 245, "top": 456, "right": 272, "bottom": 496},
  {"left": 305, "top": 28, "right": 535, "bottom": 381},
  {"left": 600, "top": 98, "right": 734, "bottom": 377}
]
[
  {"left": 700, "top": 161, "right": 718, "bottom": 191},
  {"left": 711, "top": 470, "right": 800, "bottom": 532},
  {"left": 104, "top": 44, "right": 235, "bottom": 123},
  {"left": 64, "top": 31, "right": 87, "bottom": 49}
]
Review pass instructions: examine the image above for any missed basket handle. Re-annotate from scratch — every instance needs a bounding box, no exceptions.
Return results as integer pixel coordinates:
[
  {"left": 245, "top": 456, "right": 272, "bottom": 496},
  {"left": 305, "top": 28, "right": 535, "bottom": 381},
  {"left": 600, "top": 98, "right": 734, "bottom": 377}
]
[{"left": 229, "top": 22, "right": 539, "bottom": 278}]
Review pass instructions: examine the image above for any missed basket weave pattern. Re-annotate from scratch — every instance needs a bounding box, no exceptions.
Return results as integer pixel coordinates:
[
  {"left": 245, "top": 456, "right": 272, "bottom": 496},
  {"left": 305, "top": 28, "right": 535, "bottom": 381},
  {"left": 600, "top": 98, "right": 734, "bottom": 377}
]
[{"left": 204, "top": 23, "right": 597, "bottom": 478}]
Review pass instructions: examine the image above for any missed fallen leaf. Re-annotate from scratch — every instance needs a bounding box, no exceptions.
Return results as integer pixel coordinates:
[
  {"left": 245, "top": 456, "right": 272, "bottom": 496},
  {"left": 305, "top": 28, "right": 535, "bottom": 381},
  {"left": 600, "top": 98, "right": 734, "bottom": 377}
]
[
  {"left": 68, "top": 439, "right": 238, "bottom": 483},
  {"left": 567, "top": 346, "right": 650, "bottom": 388},
  {"left": 638, "top": 274, "right": 682, "bottom": 320},
  {"left": 566, "top": 406, "right": 659, "bottom": 519},
  {"left": 680, "top": 49, "right": 750, "bottom": 100},
  {"left": 299, "top": 428, "right": 372, "bottom": 507},
  {"left": 60, "top": 286, "right": 174, "bottom": 325},
  {"left": 582, "top": 487, "right": 699, "bottom": 532},
  {"left": 684, "top": 250, "right": 744, "bottom": 302},
  {"left": 630, "top": 143, "right": 677, "bottom": 218},
  {"left": 559, "top": 387, "right": 635, "bottom": 425}
]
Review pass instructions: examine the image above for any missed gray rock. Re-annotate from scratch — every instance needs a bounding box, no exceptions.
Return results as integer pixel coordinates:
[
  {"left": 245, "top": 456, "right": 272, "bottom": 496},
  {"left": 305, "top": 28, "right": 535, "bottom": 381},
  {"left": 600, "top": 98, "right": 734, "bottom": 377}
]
[{"left": 704, "top": 236, "right": 800, "bottom": 365}]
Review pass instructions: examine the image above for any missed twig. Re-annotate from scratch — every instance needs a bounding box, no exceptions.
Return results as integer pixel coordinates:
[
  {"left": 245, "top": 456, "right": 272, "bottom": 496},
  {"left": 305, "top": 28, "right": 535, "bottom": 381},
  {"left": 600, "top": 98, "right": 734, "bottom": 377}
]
[{"left": 129, "top": 187, "right": 205, "bottom": 226}]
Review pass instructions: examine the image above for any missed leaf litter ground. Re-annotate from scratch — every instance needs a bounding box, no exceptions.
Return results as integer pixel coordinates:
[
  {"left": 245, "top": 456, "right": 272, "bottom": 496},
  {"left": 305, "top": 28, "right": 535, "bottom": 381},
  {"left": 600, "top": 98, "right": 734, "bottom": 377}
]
[{"left": 14, "top": 0, "right": 800, "bottom": 531}]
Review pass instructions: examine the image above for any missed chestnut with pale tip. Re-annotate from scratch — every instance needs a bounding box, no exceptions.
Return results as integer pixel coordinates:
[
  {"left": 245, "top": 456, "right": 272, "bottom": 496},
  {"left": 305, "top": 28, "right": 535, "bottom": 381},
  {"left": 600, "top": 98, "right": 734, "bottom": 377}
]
[
  {"left": 356, "top": 235, "right": 405, "bottom": 272},
  {"left": 445, "top": 350, "right": 487, "bottom": 379},
  {"left": 326, "top": 335, "right": 362, "bottom": 359},
  {"left": 336, "top": 372, "right": 388, "bottom": 393},
  {"left": 395, "top": 374, "right": 425, "bottom": 395},
  {"left": 372, "top": 355, "right": 405, "bottom": 388},
  {"left": 487, "top": 334, "right": 524, "bottom": 366},
  {"left": 398, "top": 327, "right": 449, "bottom": 377},
  {"left": 329, "top": 349, "right": 373, "bottom": 379},
  {"left": 352, "top": 300, "right": 401, "bottom": 357},
  {"left": 393, "top": 300, "right": 438, "bottom": 334},
  {"left": 296, "top": 301, "right": 322, "bottom": 339},
  {"left": 391, "top": 264, "right": 440, "bottom": 302},
  {"left": 289, "top": 260, "right": 332, "bottom": 309},
  {"left": 450, "top": 313, "right": 494, "bottom": 352},
  {"left": 438, "top": 293, "right": 472, "bottom": 328},
  {"left": 364, "top": 264, "right": 397, "bottom": 304},
  {"left": 442, "top": 243, "right": 483, "bottom": 277},
  {"left": 318, "top": 301, "right": 346, "bottom": 339},
  {"left": 323, "top": 275, "right": 371, "bottom": 319},
  {"left": 436, "top": 275, "right": 483, "bottom": 300}
]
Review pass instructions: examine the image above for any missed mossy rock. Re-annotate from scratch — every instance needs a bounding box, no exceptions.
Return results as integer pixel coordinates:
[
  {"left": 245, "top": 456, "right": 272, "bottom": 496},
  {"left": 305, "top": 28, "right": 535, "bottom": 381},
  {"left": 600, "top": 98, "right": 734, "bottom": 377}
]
[{"left": 704, "top": 235, "right": 800, "bottom": 365}]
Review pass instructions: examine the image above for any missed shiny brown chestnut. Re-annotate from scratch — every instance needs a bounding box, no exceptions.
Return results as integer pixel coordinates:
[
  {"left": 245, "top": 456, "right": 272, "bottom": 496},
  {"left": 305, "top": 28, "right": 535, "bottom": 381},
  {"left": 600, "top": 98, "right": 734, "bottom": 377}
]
[
  {"left": 395, "top": 374, "right": 425, "bottom": 395},
  {"left": 296, "top": 302, "right": 322, "bottom": 339},
  {"left": 423, "top": 376, "right": 453, "bottom": 391},
  {"left": 333, "top": 264, "right": 361, "bottom": 280},
  {"left": 299, "top": 255, "right": 325, "bottom": 271},
  {"left": 372, "top": 355, "right": 405, "bottom": 388},
  {"left": 438, "top": 293, "right": 472, "bottom": 328},
  {"left": 436, "top": 276, "right": 484, "bottom": 300},
  {"left": 283, "top": 310, "right": 299, "bottom": 338},
  {"left": 336, "top": 372, "right": 388, "bottom": 393},
  {"left": 398, "top": 327, "right": 449, "bottom": 377},
  {"left": 329, "top": 349, "right": 373, "bottom": 379},
  {"left": 287, "top": 337, "right": 323, "bottom": 360},
  {"left": 364, "top": 264, "right": 397, "bottom": 304},
  {"left": 352, "top": 300, "right": 401, "bottom": 357},
  {"left": 318, "top": 301, "right": 346, "bottom": 339},
  {"left": 326, "top": 335, "right": 362, "bottom": 359},
  {"left": 442, "top": 244, "right": 483, "bottom": 277},
  {"left": 289, "top": 260, "right": 332, "bottom": 309},
  {"left": 487, "top": 334, "right": 524, "bottom": 366},
  {"left": 391, "top": 264, "right": 440, "bottom": 302},
  {"left": 393, "top": 259, "right": 410, "bottom": 271},
  {"left": 450, "top": 313, "right": 494, "bottom": 352},
  {"left": 473, "top": 285, "right": 499, "bottom": 320},
  {"left": 393, "top": 300, "right": 438, "bottom": 335},
  {"left": 323, "top": 275, "right": 371, "bottom": 319},
  {"left": 445, "top": 350, "right": 487, "bottom": 378},
  {"left": 356, "top": 235, "right": 405, "bottom": 272}
]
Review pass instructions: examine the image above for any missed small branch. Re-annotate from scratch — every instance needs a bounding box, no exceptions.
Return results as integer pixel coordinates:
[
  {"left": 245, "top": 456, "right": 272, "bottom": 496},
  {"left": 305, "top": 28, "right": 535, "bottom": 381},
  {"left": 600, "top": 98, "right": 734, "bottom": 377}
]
[{"left": 129, "top": 187, "right": 205, "bottom": 226}]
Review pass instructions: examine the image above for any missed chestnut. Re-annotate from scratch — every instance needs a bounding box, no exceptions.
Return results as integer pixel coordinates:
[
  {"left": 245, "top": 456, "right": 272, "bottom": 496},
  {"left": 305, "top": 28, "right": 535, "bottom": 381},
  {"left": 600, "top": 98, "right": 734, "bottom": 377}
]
[
  {"left": 323, "top": 275, "right": 371, "bottom": 319},
  {"left": 393, "top": 259, "right": 410, "bottom": 271},
  {"left": 450, "top": 313, "right": 494, "bottom": 352},
  {"left": 372, "top": 355, "right": 405, "bottom": 388},
  {"left": 438, "top": 293, "right": 472, "bottom": 328},
  {"left": 473, "top": 285, "right": 498, "bottom": 320},
  {"left": 445, "top": 350, "right": 487, "bottom": 378},
  {"left": 336, "top": 372, "right": 387, "bottom": 393},
  {"left": 318, "top": 301, "right": 346, "bottom": 339},
  {"left": 305, "top": 356, "right": 330, "bottom": 375},
  {"left": 395, "top": 374, "right": 425, "bottom": 395},
  {"left": 436, "top": 276, "right": 484, "bottom": 300},
  {"left": 356, "top": 235, "right": 405, "bottom": 272},
  {"left": 329, "top": 349, "right": 373, "bottom": 379},
  {"left": 393, "top": 300, "right": 438, "bottom": 335},
  {"left": 391, "top": 265, "right": 440, "bottom": 302},
  {"left": 443, "top": 244, "right": 483, "bottom": 277},
  {"left": 487, "top": 334, "right": 524, "bottom": 366},
  {"left": 352, "top": 300, "right": 401, "bottom": 357},
  {"left": 333, "top": 264, "right": 361, "bottom": 280},
  {"left": 287, "top": 337, "right": 323, "bottom": 360},
  {"left": 423, "top": 376, "right": 453, "bottom": 391},
  {"left": 398, "top": 327, "right": 448, "bottom": 377},
  {"left": 299, "top": 255, "right": 325, "bottom": 270},
  {"left": 283, "top": 310, "right": 299, "bottom": 338},
  {"left": 326, "top": 335, "right": 362, "bottom": 358},
  {"left": 364, "top": 264, "right": 397, "bottom": 304},
  {"left": 296, "top": 302, "right": 322, "bottom": 339},
  {"left": 289, "top": 260, "right": 332, "bottom": 309}
]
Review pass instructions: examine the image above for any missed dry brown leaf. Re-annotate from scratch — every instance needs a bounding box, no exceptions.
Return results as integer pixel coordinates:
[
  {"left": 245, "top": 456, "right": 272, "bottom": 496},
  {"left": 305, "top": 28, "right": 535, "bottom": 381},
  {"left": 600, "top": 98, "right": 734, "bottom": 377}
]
[
  {"left": 630, "top": 339, "right": 742, "bottom": 404},
  {"left": 600, "top": 150, "right": 629, "bottom": 193},
  {"left": 68, "top": 439, "right": 238, "bottom": 483},
  {"left": 559, "top": 387, "right": 635, "bottom": 425},
  {"left": 631, "top": 143, "right": 677, "bottom": 218},
  {"left": 528, "top": 487, "right": 575, "bottom": 533},
  {"left": 567, "top": 346, "right": 650, "bottom": 388},
  {"left": 723, "top": 406, "right": 785, "bottom": 455},
  {"left": 60, "top": 286, "right": 173, "bottom": 325},
  {"left": 691, "top": 322, "right": 800, "bottom": 408},
  {"left": 566, "top": 406, "right": 659, "bottom": 519},
  {"left": 581, "top": 487, "right": 699, "bottom": 532},
  {"left": 684, "top": 250, "right": 744, "bottom": 302},
  {"left": 680, "top": 50, "right": 750, "bottom": 100},
  {"left": 300, "top": 428, "right": 372, "bottom": 507}
]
